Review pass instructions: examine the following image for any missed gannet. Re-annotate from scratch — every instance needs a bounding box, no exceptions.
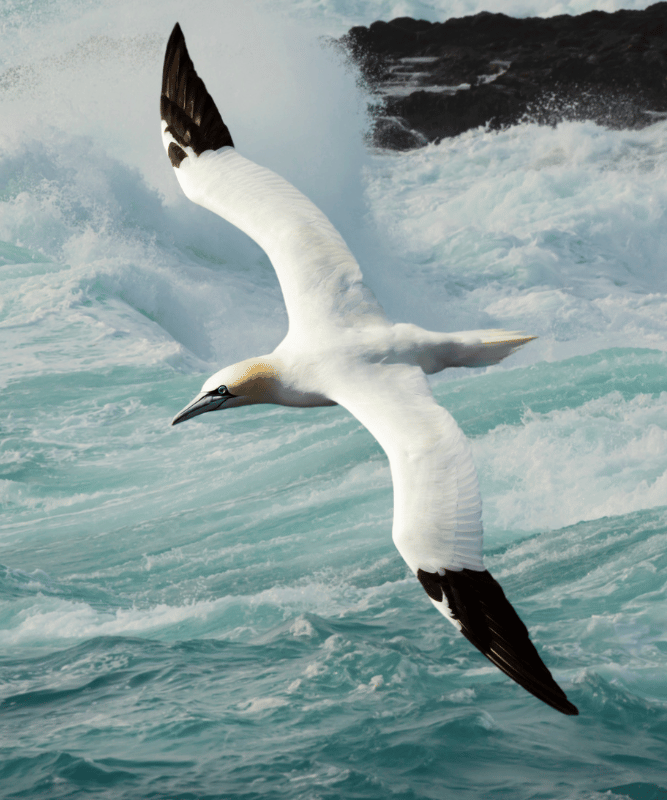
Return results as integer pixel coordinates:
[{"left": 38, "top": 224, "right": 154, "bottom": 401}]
[{"left": 161, "top": 23, "right": 578, "bottom": 716}]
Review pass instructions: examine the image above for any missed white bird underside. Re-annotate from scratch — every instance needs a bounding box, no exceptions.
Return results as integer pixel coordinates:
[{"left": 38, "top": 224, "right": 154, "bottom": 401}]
[{"left": 160, "top": 23, "right": 578, "bottom": 715}]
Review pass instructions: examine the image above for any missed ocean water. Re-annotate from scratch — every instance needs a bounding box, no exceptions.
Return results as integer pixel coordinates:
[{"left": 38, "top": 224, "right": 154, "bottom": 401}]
[{"left": 1, "top": 0, "right": 666, "bottom": 798}]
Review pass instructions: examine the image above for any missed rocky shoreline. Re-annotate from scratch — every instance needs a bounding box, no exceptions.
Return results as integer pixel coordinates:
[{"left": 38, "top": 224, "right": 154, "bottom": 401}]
[{"left": 340, "top": 2, "right": 667, "bottom": 149}]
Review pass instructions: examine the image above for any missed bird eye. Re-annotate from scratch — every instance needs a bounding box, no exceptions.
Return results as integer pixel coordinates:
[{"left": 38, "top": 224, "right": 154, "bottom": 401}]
[{"left": 217, "top": 385, "right": 228, "bottom": 395}]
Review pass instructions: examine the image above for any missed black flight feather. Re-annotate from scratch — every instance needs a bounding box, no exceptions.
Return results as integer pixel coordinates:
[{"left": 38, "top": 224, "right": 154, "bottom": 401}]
[
  {"left": 417, "top": 567, "right": 579, "bottom": 716},
  {"left": 160, "top": 22, "right": 234, "bottom": 166}
]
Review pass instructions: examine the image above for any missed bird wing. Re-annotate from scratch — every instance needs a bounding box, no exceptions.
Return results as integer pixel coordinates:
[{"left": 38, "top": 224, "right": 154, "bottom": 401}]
[
  {"left": 330, "top": 362, "right": 578, "bottom": 715},
  {"left": 160, "top": 23, "right": 387, "bottom": 335}
]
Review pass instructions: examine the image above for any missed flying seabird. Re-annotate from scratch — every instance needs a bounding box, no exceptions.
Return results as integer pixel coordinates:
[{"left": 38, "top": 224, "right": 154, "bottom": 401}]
[{"left": 161, "top": 23, "right": 578, "bottom": 716}]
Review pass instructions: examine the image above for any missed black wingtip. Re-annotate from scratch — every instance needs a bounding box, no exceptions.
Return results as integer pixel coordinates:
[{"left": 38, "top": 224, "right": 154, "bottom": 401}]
[
  {"left": 160, "top": 22, "right": 234, "bottom": 164},
  {"left": 418, "top": 567, "right": 579, "bottom": 716}
]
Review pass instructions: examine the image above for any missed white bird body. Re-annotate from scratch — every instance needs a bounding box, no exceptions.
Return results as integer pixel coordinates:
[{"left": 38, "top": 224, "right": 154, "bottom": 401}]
[{"left": 160, "top": 24, "right": 578, "bottom": 715}]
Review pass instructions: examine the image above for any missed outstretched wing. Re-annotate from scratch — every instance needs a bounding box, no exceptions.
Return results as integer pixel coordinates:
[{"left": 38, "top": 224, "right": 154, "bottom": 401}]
[
  {"left": 330, "top": 362, "right": 578, "bottom": 715},
  {"left": 160, "top": 23, "right": 387, "bottom": 335}
]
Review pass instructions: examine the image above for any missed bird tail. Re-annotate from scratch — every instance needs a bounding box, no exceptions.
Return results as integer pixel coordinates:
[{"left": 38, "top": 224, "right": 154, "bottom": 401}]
[{"left": 420, "top": 329, "right": 536, "bottom": 373}]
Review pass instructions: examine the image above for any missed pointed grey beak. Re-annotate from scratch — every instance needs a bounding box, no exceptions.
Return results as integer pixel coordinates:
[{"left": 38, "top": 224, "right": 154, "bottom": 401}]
[{"left": 171, "top": 392, "right": 225, "bottom": 425}]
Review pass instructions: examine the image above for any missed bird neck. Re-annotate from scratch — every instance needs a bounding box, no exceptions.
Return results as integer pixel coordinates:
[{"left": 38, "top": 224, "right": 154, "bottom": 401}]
[
  {"left": 232, "top": 356, "right": 284, "bottom": 405},
  {"left": 235, "top": 353, "right": 335, "bottom": 409}
]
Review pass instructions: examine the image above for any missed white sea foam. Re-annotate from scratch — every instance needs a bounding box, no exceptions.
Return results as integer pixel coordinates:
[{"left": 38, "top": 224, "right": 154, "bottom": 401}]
[
  {"left": 240, "top": 696, "right": 289, "bottom": 713},
  {"left": 476, "top": 390, "right": 667, "bottom": 533},
  {"left": 365, "top": 119, "right": 667, "bottom": 356},
  {"left": 0, "top": 570, "right": 387, "bottom": 647}
]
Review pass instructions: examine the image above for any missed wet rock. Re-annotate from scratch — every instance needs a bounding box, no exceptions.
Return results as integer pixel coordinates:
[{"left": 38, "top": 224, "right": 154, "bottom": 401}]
[{"left": 341, "top": 2, "right": 667, "bottom": 149}]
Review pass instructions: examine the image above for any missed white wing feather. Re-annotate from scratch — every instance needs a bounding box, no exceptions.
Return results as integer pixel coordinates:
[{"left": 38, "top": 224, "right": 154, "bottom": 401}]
[
  {"left": 329, "top": 363, "right": 484, "bottom": 578},
  {"left": 161, "top": 128, "right": 387, "bottom": 335}
]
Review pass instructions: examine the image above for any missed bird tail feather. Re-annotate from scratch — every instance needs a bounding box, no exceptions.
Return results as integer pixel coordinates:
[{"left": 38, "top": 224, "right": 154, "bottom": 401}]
[{"left": 422, "top": 329, "right": 536, "bottom": 373}]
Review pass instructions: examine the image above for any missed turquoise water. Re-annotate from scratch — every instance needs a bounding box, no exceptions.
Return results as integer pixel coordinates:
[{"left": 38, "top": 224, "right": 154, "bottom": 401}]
[{"left": 1, "top": 0, "right": 666, "bottom": 798}]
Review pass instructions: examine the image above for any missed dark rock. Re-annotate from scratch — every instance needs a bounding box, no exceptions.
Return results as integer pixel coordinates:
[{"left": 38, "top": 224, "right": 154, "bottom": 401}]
[{"left": 340, "top": 2, "right": 667, "bottom": 149}]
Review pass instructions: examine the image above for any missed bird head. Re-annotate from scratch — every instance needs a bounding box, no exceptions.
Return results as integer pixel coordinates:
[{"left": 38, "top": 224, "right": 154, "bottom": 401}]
[{"left": 171, "top": 358, "right": 280, "bottom": 425}]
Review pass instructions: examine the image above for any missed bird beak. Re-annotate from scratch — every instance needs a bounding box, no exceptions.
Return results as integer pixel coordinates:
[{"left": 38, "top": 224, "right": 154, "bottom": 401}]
[{"left": 171, "top": 392, "right": 225, "bottom": 425}]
